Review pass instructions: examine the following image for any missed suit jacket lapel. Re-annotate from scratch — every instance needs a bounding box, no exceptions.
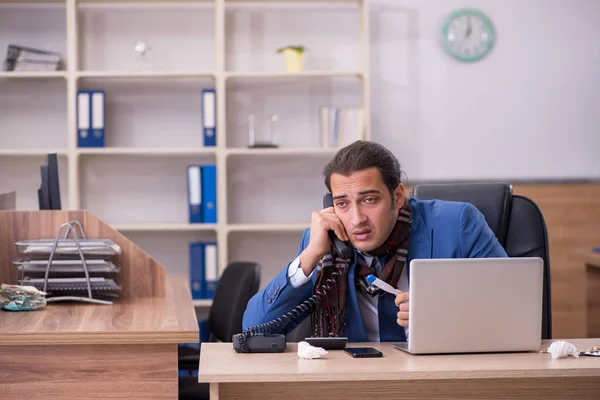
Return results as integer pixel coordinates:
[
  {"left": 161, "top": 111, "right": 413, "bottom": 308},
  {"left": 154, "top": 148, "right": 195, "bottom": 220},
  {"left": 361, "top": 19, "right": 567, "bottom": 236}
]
[{"left": 407, "top": 202, "right": 432, "bottom": 281}]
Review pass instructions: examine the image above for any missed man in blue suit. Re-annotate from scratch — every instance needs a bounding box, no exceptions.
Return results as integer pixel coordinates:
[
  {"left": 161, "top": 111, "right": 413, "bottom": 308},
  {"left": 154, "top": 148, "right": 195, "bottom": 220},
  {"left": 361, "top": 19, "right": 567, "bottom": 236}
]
[{"left": 242, "top": 140, "right": 507, "bottom": 342}]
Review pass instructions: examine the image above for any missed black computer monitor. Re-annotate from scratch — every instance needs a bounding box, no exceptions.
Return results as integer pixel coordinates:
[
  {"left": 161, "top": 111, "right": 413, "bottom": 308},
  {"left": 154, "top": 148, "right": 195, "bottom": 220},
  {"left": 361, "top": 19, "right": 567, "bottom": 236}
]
[{"left": 38, "top": 153, "right": 61, "bottom": 210}]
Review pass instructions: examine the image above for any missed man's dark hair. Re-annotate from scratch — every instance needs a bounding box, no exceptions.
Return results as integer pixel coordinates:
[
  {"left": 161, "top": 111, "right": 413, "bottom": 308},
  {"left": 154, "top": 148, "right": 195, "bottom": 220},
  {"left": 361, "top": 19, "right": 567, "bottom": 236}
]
[{"left": 323, "top": 140, "right": 403, "bottom": 200}]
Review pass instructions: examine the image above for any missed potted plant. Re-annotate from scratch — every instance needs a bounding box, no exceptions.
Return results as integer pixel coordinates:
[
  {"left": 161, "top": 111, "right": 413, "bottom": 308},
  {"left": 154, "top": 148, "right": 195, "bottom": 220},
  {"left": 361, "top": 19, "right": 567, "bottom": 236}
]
[{"left": 276, "top": 46, "right": 305, "bottom": 73}]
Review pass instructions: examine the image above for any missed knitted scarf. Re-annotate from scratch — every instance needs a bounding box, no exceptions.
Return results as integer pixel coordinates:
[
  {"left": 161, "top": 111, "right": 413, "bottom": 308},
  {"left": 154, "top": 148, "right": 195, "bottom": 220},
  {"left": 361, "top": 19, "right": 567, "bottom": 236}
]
[{"left": 310, "top": 204, "right": 412, "bottom": 337}]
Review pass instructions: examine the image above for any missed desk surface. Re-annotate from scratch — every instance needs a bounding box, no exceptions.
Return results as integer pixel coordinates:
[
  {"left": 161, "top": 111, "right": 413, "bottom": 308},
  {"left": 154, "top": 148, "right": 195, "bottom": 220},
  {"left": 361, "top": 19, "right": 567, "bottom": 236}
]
[
  {"left": 198, "top": 340, "right": 600, "bottom": 383},
  {"left": 0, "top": 275, "right": 198, "bottom": 345}
]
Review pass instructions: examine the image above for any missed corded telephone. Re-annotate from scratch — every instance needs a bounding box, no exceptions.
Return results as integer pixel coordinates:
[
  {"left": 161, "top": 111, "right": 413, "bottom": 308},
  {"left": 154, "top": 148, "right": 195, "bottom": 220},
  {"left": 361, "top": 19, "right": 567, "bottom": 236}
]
[{"left": 232, "top": 193, "right": 353, "bottom": 353}]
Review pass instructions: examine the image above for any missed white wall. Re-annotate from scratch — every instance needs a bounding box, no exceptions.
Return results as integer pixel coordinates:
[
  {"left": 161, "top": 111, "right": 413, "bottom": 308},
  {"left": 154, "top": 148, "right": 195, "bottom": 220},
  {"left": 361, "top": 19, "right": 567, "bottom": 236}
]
[{"left": 370, "top": 0, "right": 600, "bottom": 182}]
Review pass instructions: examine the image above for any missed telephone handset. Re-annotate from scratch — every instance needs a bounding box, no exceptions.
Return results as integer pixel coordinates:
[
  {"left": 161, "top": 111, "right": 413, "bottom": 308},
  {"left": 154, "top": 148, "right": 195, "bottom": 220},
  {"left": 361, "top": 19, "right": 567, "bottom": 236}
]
[
  {"left": 232, "top": 194, "right": 354, "bottom": 353},
  {"left": 323, "top": 193, "right": 353, "bottom": 261}
]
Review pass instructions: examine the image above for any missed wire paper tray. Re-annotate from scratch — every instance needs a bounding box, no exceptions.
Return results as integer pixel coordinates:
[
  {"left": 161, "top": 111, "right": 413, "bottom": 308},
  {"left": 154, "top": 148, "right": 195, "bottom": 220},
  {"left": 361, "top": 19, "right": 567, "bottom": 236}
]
[
  {"left": 18, "top": 277, "right": 122, "bottom": 293},
  {"left": 13, "top": 259, "right": 119, "bottom": 275},
  {"left": 12, "top": 220, "right": 120, "bottom": 305},
  {"left": 15, "top": 239, "right": 121, "bottom": 256}
]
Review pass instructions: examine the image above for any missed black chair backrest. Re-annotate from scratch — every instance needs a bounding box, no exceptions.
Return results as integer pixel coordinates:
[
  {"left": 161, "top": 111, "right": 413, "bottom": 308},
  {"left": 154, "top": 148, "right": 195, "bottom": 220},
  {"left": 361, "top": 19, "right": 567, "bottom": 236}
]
[
  {"left": 411, "top": 182, "right": 512, "bottom": 247},
  {"left": 504, "top": 195, "right": 552, "bottom": 339},
  {"left": 410, "top": 182, "right": 552, "bottom": 339},
  {"left": 208, "top": 261, "right": 261, "bottom": 343}
]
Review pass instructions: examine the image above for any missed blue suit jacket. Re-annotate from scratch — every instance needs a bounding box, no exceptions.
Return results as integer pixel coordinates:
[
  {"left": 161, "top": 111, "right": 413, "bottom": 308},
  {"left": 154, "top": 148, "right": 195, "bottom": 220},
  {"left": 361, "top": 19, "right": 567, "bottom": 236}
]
[{"left": 242, "top": 197, "right": 508, "bottom": 342}]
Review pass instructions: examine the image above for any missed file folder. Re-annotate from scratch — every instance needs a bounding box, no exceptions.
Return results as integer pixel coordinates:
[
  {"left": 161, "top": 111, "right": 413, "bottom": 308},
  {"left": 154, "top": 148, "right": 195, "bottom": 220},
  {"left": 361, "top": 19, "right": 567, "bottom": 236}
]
[
  {"left": 91, "top": 90, "right": 105, "bottom": 147},
  {"left": 77, "top": 91, "right": 91, "bottom": 147},
  {"left": 201, "top": 165, "right": 217, "bottom": 223},
  {"left": 187, "top": 165, "right": 202, "bottom": 223},
  {"left": 202, "top": 89, "right": 216, "bottom": 147},
  {"left": 204, "top": 242, "right": 218, "bottom": 299},
  {"left": 189, "top": 242, "right": 206, "bottom": 299}
]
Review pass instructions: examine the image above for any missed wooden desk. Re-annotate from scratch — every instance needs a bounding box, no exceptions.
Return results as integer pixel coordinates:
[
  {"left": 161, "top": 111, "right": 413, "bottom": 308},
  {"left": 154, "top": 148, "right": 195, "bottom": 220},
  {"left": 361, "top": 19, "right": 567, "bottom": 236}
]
[
  {"left": 0, "top": 275, "right": 197, "bottom": 399},
  {"left": 0, "top": 211, "right": 199, "bottom": 400},
  {"left": 198, "top": 340, "right": 600, "bottom": 400}
]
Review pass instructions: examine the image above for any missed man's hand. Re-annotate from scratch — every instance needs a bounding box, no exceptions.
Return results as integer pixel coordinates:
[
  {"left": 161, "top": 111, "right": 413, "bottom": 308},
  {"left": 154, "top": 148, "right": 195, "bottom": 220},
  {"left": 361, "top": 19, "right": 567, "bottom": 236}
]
[
  {"left": 299, "top": 207, "right": 348, "bottom": 276},
  {"left": 395, "top": 291, "right": 410, "bottom": 328}
]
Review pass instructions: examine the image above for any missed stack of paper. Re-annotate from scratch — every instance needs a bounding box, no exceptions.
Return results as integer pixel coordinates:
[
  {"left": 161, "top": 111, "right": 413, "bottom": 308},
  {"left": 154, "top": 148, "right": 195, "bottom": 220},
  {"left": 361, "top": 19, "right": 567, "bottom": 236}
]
[
  {"left": 0, "top": 284, "right": 47, "bottom": 311},
  {"left": 3, "top": 44, "right": 62, "bottom": 72}
]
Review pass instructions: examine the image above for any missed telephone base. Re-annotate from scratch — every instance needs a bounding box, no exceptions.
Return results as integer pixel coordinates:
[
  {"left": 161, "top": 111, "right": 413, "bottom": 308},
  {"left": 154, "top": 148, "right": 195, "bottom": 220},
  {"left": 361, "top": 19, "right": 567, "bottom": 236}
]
[{"left": 233, "top": 333, "right": 286, "bottom": 353}]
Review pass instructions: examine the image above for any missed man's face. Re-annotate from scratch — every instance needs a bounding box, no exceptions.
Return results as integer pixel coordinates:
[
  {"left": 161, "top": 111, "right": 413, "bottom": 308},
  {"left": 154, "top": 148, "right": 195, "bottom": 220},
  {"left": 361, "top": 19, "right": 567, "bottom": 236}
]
[{"left": 330, "top": 167, "right": 405, "bottom": 252}]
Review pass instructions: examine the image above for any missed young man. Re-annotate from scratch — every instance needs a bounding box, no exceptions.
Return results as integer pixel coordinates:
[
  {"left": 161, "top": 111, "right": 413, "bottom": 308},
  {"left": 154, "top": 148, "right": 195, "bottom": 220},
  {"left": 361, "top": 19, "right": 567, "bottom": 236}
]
[{"left": 242, "top": 140, "right": 508, "bottom": 342}]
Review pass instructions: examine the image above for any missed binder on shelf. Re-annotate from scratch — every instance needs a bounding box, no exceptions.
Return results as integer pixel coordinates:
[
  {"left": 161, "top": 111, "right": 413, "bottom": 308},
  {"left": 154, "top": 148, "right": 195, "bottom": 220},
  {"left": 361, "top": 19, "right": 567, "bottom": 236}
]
[
  {"left": 187, "top": 165, "right": 202, "bottom": 223},
  {"left": 202, "top": 89, "right": 216, "bottom": 147},
  {"left": 204, "top": 242, "right": 218, "bottom": 299},
  {"left": 91, "top": 90, "right": 106, "bottom": 147},
  {"left": 201, "top": 165, "right": 217, "bottom": 223},
  {"left": 77, "top": 90, "right": 105, "bottom": 147},
  {"left": 77, "top": 91, "right": 91, "bottom": 147},
  {"left": 188, "top": 241, "right": 218, "bottom": 300},
  {"left": 189, "top": 241, "right": 206, "bottom": 299}
]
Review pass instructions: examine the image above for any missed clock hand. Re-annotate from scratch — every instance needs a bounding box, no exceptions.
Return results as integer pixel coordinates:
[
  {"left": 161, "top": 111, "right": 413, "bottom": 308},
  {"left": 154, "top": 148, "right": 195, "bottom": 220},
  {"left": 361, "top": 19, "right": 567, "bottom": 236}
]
[{"left": 465, "top": 16, "right": 472, "bottom": 38}]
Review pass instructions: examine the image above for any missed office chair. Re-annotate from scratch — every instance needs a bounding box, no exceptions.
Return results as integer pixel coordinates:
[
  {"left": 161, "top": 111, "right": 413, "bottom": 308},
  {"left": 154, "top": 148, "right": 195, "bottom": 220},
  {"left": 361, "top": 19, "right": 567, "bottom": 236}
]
[
  {"left": 178, "top": 261, "right": 261, "bottom": 400},
  {"left": 410, "top": 182, "right": 552, "bottom": 340}
]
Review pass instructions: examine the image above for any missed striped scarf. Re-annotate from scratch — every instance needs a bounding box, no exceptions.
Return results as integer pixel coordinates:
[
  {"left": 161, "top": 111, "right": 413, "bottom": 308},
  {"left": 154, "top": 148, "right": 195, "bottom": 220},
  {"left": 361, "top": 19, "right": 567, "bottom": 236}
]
[{"left": 310, "top": 204, "right": 412, "bottom": 337}]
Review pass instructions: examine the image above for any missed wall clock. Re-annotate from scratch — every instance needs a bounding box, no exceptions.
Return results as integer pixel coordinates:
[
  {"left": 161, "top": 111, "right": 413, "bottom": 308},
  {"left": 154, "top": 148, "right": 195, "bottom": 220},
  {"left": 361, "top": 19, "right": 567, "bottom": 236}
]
[{"left": 441, "top": 8, "right": 495, "bottom": 62}]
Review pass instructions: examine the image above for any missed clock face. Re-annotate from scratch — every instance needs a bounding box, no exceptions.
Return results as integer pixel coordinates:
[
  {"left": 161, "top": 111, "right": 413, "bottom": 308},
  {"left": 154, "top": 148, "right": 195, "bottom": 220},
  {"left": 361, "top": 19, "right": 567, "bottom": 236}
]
[{"left": 441, "top": 9, "right": 495, "bottom": 62}]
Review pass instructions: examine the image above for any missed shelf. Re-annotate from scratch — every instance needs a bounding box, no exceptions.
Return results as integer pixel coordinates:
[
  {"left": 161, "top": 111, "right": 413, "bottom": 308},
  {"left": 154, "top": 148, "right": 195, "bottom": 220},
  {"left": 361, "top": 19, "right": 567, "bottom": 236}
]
[
  {"left": 2, "top": 0, "right": 369, "bottom": 280},
  {"left": 227, "top": 223, "right": 307, "bottom": 232},
  {"left": 77, "top": 148, "right": 216, "bottom": 156},
  {"left": 0, "top": 1, "right": 64, "bottom": 4},
  {"left": 193, "top": 299, "right": 213, "bottom": 307},
  {"left": 226, "top": 147, "right": 340, "bottom": 156},
  {"left": 0, "top": 149, "right": 68, "bottom": 156},
  {"left": 77, "top": 71, "right": 215, "bottom": 79},
  {"left": 225, "top": 70, "right": 363, "bottom": 79},
  {"left": 226, "top": 0, "right": 358, "bottom": 3},
  {"left": 0, "top": 71, "right": 67, "bottom": 79},
  {"left": 112, "top": 223, "right": 218, "bottom": 232},
  {"left": 78, "top": 0, "right": 213, "bottom": 3}
]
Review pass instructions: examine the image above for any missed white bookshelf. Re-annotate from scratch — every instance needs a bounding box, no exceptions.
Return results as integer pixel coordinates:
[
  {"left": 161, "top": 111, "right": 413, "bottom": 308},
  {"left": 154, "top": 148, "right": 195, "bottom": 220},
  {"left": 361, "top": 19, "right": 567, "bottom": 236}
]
[{"left": 0, "top": 0, "right": 371, "bottom": 305}]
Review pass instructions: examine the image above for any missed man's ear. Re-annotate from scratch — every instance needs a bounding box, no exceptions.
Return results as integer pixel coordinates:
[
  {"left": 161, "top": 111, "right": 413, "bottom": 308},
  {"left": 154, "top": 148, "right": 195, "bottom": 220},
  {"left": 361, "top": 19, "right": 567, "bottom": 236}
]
[{"left": 393, "top": 184, "right": 406, "bottom": 209}]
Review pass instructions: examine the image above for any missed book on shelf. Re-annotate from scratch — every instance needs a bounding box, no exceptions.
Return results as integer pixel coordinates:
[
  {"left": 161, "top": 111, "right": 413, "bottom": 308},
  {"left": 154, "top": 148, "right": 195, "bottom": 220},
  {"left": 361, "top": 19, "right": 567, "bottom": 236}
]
[
  {"left": 3, "top": 44, "right": 62, "bottom": 72},
  {"left": 319, "top": 106, "right": 365, "bottom": 148},
  {"left": 190, "top": 241, "right": 218, "bottom": 300},
  {"left": 187, "top": 164, "right": 217, "bottom": 224}
]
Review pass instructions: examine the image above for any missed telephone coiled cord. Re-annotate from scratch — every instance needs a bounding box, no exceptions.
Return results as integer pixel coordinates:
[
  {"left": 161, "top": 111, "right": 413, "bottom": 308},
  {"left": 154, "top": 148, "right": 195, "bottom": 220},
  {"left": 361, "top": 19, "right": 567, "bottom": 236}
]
[{"left": 236, "top": 259, "right": 350, "bottom": 353}]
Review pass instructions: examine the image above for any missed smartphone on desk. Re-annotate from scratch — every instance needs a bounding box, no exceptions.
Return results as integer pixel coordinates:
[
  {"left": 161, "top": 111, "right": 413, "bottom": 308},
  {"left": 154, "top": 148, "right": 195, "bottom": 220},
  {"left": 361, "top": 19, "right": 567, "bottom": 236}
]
[{"left": 344, "top": 347, "right": 383, "bottom": 358}]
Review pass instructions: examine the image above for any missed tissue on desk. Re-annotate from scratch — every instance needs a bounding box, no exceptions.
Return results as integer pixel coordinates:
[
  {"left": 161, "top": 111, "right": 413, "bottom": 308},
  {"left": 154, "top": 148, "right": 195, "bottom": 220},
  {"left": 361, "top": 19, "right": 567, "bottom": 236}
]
[
  {"left": 0, "top": 284, "right": 47, "bottom": 311},
  {"left": 546, "top": 340, "right": 580, "bottom": 359},
  {"left": 298, "top": 341, "right": 328, "bottom": 359}
]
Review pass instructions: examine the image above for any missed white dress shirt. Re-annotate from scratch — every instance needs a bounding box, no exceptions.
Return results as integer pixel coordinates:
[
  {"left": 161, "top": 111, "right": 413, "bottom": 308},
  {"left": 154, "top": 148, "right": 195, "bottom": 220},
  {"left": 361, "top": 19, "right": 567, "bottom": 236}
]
[{"left": 287, "top": 253, "right": 409, "bottom": 341}]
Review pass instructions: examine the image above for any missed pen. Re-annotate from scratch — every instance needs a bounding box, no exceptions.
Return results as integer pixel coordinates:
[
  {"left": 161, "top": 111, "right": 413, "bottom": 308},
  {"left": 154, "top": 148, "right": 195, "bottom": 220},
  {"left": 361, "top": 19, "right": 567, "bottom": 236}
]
[{"left": 366, "top": 274, "right": 398, "bottom": 295}]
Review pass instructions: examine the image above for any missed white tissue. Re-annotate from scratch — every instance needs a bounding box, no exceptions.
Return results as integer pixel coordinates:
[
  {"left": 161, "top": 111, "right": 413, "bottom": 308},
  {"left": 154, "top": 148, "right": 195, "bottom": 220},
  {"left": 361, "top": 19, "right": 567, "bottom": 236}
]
[
  {"left": 297, "top": 341, "right": 328, "bottom": 359},
  {"left": 547, "top": 340, "right": 580, "bottom": 359}
]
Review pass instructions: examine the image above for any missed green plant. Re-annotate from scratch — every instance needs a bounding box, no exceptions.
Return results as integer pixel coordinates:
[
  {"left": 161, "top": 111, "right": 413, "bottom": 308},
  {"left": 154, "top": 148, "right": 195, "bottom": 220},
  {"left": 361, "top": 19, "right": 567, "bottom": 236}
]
[{"left": 276, "top": 46, "right": 305, "bottom": 54}]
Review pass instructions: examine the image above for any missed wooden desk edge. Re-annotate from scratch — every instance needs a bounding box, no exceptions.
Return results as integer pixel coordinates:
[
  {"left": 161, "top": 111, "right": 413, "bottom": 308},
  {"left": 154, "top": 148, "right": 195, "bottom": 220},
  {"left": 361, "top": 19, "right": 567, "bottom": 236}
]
[
  {"left": 0, "top": 329, "right": 199, "bottom": 345},
  {"left": 197, "top": 366, "right": 600, "bottom": 384},
  {"left": 0, "top": 275, "right": 199, "bottom": 345}
]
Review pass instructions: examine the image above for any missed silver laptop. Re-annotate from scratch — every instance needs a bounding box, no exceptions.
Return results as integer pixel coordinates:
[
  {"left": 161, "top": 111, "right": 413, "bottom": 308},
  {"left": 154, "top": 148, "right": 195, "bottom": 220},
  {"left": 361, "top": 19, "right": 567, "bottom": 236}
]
[{"left": 394, "top": 257, "right": 543, "bottom": 355}]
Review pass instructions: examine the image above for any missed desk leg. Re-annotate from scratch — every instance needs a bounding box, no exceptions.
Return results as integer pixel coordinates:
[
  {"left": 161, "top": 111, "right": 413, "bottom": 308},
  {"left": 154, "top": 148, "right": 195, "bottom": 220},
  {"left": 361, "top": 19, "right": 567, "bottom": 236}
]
[
  {"left": 587, "top": 265, "right": 600, "bottom": 337},
  {"left": 210, "top": 382, "right": 219, "bottom": 399},
  {"left": 0, "top": 343, "right": 177, "bottom": 399},
  {"left": 216, "top": 377, "right": 600, "bottom": 400}
]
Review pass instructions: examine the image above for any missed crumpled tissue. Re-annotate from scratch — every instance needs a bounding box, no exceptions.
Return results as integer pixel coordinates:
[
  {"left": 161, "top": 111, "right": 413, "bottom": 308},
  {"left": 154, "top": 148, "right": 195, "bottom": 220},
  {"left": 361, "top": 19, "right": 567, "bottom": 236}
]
[
  {"left": 297, "top": 341, "right": 328, "bottom": 359},
  {"left": 0, "top": 284, "right": 47, "bottom": 311},
  {"left": 546, "top": 340, "right": 580, "bottom": 359}
]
